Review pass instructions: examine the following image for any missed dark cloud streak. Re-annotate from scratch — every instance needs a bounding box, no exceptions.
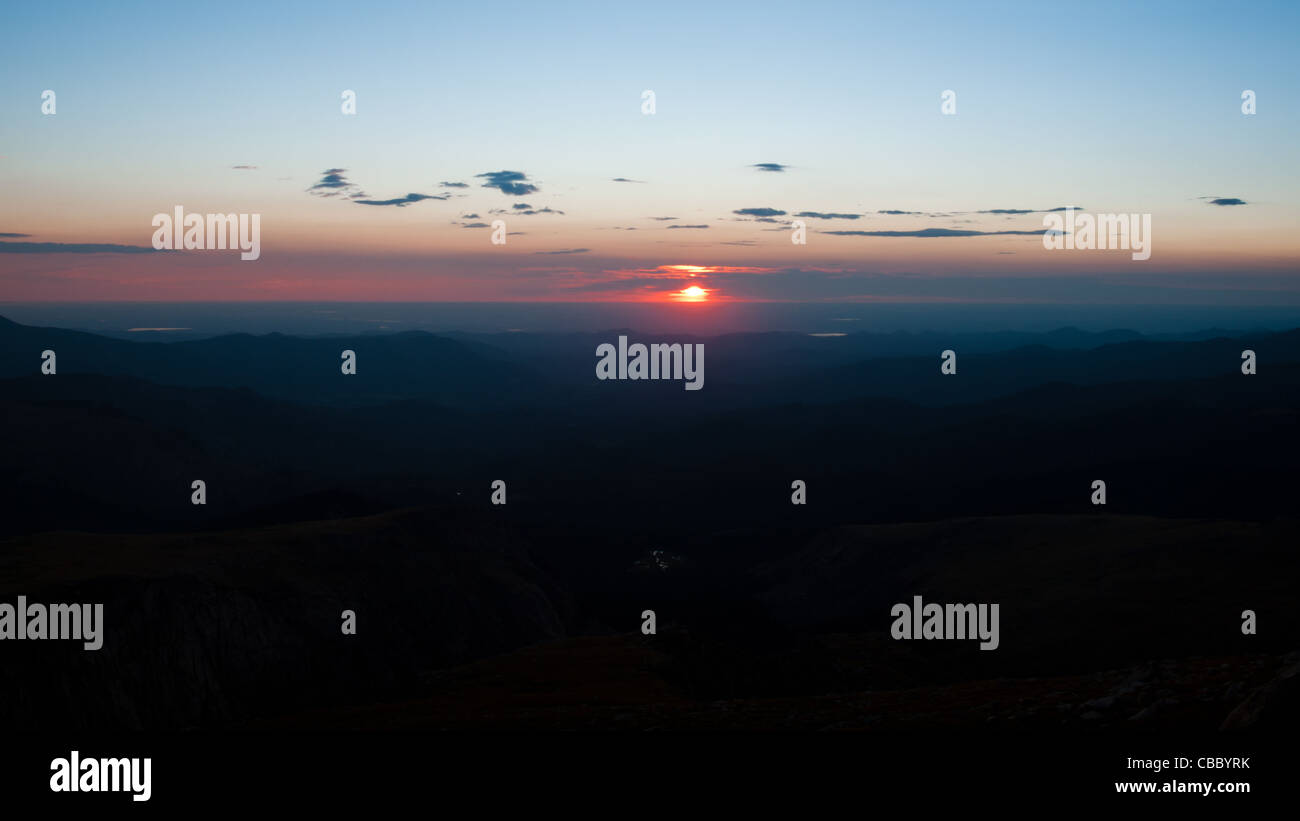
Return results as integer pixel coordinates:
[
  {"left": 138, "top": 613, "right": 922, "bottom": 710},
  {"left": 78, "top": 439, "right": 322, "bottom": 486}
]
[
  {"left": 796, "top": 211, "right": 860, "bottom": 220},
  {"left": 353, "top": 193, "right": 447, "bottom": 207},
  {"left": 824, "top": 228, "right": 1048, "bottom": 237},
  {"left": 0, "top": 241, "right": 168, "bottom": 254}
]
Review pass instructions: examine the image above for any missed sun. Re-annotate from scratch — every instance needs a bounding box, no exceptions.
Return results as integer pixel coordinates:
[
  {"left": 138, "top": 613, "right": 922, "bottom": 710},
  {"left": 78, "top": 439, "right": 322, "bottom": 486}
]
[{"left": 675, "top": 285, "right": 709, "bottom": 302}]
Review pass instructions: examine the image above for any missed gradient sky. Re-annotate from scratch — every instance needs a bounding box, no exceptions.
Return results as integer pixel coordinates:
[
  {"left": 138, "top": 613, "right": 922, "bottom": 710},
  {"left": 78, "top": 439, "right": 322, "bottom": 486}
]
[{"left": 2, "top": 0, "right": 1298, "bottom": 303}]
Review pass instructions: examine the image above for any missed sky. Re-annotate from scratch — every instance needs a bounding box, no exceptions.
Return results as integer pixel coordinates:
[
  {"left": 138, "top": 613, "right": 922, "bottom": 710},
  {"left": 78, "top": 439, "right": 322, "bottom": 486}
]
[{"left": 1, "top": 0, "right": 1298, "bottom": 304}]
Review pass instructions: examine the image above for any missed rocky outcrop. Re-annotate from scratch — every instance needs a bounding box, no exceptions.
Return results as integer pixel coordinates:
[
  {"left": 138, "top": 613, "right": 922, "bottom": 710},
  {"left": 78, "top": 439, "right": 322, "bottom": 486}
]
[{"left": 1221, "top": 652, "right": 1300, "bottom": 730}]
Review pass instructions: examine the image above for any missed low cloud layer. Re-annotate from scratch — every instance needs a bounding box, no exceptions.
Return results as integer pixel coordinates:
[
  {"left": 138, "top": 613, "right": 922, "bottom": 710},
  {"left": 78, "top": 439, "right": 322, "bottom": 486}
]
[
  {"left": 0, "top": 241, "right": 166, "bottom": 254},
  {"left": 823, "top": 228, "right": 1048, "bottom": 237}
]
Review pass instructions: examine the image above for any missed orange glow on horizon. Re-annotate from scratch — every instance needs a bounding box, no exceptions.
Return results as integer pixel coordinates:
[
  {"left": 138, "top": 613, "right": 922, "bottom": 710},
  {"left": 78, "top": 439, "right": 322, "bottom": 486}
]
[{"left": 673, "top": 284, "right": 710, "bottom": 302}]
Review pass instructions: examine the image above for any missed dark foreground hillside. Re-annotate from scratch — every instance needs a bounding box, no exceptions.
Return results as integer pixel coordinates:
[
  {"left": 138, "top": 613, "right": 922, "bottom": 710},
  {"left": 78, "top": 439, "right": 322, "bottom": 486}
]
[{"left": 1, "top": 510, "right": 1294, "bottom": 731}]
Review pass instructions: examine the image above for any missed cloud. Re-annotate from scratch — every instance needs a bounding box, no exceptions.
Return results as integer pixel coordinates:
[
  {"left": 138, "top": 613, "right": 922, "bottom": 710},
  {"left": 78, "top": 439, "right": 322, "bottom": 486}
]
[
  {"left": 667, "top": 224, "right": 710, "bottom": 229},
  {"left": 751, "top": 163, "right": 788, "bottom": 172},
  {"left": 1205, "top": 197, "right": 1248, "bottom": 206},
  {"left": 558, "top": 264, "right": 777, "bottom": 297},
  {"left": 823, "top": 228, "right": 1048, "bottom": 237},
  {"left": 873, "top": 206, "right": 1080, "bottom": 217},
  {"left": 873, "top": 206, "right": 1080, "bottom": 216},
  {"left": 648, "top": 216, "right": 679, "bottom": 221},
  {"left": 308, "top": 168, "right": 363, "bottom": 198},
  {"left": 490, "top": 204, "right": 564, "bottom": 216},
  {"left": 459, "top": 222, "right": 490, "bottom": 228},
  {"left": 353, "top": 193, "right": 447, "bottom": 207},
  {"left": 0, "top": 232, "right": 31, "bottom": 237},
  {"left": 461, "top": 213, "right": 480, "bottom": 219},
  {"left": 533, "top": 248, "right": 589, "bottom": 255},
  {"left": 308, "top": 169, "right": 446, "bottom": 206},
  {"left": 231, "top": 165, "right": 258, "bottom": 170},
  {"left": 795, "top": 211, "right": 860, "bottom": 220},
  {"left": 975, "top": 206, "right": 1082, "bottom": 214},
  {"left": 734, "top": 207, "right": 787, "bottom": 218},
  {"left": 611, "top": 177, "right": 645, "bottom": 183},
  {"left": 440, "top": 181, "right": 469, "bottom": 188},
  {"left": 476, "top": 170, "right": 538, "bottom": 196},
  {"left": 0, "top": 241, "right": 167, "bottom": 254}
]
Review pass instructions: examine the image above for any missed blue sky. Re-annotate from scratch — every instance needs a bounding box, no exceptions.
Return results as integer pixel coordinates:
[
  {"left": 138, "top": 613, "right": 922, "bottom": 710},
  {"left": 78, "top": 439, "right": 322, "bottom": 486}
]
[{"left": 2, "top": 0, "right": 1298, "bottom": 302}]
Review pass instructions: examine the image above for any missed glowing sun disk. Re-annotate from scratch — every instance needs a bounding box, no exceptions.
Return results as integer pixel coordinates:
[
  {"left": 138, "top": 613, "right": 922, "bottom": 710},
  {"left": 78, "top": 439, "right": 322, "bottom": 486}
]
[{"left": 674, "top": 285, "right": 710, "bottom": 302}]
